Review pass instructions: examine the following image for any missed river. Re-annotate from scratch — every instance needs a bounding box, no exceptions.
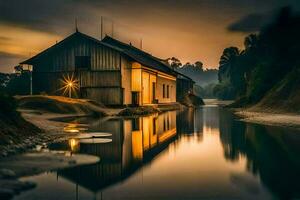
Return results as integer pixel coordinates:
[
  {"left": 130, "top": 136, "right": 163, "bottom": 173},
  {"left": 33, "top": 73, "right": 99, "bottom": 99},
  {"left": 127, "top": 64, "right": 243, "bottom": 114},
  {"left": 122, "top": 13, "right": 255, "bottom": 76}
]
[{"left": 15, "top": 105, "right": 300, "bottom": 200}]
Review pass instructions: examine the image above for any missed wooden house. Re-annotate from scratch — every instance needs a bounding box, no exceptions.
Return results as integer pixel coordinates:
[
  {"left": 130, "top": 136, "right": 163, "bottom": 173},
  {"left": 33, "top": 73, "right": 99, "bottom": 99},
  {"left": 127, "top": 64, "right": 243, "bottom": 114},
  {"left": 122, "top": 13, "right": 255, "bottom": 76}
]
[
  {"left": 21, "top": 31, "right": 192, "bottom": 105},
  {"left": 176, "top": 72, "right": 195, "bottom": 102}
]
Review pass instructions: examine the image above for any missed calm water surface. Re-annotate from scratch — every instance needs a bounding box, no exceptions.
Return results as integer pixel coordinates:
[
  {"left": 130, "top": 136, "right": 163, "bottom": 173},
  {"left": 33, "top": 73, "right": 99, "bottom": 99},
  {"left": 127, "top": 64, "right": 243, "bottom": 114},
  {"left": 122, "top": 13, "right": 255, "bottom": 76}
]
[{"left": 16, "top": 105, "right": 300, "bottom": 200}]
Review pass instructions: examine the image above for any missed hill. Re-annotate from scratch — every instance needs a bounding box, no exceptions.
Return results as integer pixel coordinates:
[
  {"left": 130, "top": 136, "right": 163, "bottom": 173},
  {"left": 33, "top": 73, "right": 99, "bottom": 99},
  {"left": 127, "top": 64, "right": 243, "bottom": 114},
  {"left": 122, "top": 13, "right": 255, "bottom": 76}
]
[
  {"left": 249, "top": 67, "right": 300, "bottom": 114},
  {"left": 216, "top": 7, "right": 300, "bottom": 115}
]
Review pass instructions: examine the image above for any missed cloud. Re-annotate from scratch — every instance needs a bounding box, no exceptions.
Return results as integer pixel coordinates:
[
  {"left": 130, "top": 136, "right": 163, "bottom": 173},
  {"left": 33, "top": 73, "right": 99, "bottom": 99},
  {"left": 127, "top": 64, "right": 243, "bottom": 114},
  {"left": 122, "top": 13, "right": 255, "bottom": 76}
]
[
  {"left": 227, "top": 13, "right": 272, "bottom": 32},
  {"left": 0, "top": 0, "right": 95, "bottom": 35},
  {"left": 227, "top": 5, "right": 300, "bottom": 33},
  {"left": 0, "top": 51, "right": 26, "bottom": 72},
  {"left": 0, "top": 36, "right": 11, "bottom": 42},
  {"left": 0, "top": 51, "right": 24, "bottom": 59},
  {"left": 1, "top": 0, "right": 300, "bottom": 72}
]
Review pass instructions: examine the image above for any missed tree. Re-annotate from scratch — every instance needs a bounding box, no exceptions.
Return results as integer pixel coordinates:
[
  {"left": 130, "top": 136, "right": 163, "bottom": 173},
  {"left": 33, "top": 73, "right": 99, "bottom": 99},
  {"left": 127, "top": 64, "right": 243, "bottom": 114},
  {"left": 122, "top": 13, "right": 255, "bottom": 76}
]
[
  {"left": 218, "top": 47, "right": 240, "bottom": 83},
  {"left": 167, "top": 57, "right": 182, "bottom": 69},
  {"left": 244, "top": 34, "right": 259, "bottom": 51},
  {"left": 194, "top": 61, "right": 203, "bottom": 71},
  {"left": 219, "top": 47, "right": 240, "bottom": 67},
  {"left": 14, "top": 65, "right": 23, "bottom": 74}
]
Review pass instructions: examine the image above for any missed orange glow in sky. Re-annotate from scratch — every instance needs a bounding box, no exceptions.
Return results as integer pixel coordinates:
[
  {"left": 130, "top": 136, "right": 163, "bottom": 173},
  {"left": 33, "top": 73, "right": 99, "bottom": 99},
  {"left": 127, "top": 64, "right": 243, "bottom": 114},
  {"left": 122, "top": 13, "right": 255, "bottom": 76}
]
[{"left": 0, "top": 0, "right": 299, "bottom": 72}]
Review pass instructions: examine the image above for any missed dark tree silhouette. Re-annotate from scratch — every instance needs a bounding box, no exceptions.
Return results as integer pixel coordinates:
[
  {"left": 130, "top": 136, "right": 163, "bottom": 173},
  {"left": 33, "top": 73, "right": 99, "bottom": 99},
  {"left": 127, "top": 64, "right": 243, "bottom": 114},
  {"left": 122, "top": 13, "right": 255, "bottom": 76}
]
[
  {"left": 244, "top": 34, "right": 259, "bottom": 51},
  {"left": 215, "top": 6, "right": 300, "bottom": 109},
  {"left": 167, "top": 57, "right": 182, "bottom": 69}
]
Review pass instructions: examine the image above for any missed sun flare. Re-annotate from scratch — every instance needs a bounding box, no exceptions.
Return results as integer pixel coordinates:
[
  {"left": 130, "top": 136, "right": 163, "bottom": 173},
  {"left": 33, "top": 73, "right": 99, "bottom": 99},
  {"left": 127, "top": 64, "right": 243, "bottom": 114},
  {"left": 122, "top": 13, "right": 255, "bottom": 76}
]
[{"left": 59, "top": 73, "right": 79, "bottom": 98}]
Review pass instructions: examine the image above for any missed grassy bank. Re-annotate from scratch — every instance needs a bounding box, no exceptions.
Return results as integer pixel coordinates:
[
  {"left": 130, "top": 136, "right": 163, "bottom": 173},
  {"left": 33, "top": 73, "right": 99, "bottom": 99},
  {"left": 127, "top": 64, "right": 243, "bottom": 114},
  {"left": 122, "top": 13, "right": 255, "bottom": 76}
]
[
  {"left": 17, "top": 95, "right": 110, "bottom": 116},
  {"left": 0, "top": 93, "right": 42, "bottom": 156}
]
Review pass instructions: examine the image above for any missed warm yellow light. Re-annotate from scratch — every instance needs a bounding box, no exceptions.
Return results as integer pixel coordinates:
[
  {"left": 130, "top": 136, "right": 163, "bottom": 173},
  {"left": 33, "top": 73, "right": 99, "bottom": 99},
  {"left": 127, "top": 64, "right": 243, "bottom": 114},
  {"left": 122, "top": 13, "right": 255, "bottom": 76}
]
[
  {"left": 69, "top": 138, "right": 79, "bottom": 152},
  {"left": 64, "top": 128, "right": 79, "bottom": 133},
  {"left": 131, "top": 68, "right": 142, "bottom": 91},
  {"left": 132, "top": 130, "right": 143, "bottom": 160},
  {"left": 59, "top": 74, "right": 79, "bottom": 98}
]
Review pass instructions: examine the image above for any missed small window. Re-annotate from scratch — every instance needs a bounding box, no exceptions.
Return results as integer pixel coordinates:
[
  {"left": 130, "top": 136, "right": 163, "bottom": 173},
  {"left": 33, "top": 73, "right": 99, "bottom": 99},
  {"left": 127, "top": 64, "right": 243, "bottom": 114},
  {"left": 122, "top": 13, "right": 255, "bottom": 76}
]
[
  {"left": 153, "top": 118, "right": 157, "bottom": 135},
  {"left": 132, "top": 118, "right": 140, "bottom": 131},
  {"left": 163, "top": 84, "right": 165, "bottom": 98},
  {"left": 167, "top": 117, "right": 170, "bottom": 130},
  {"left": 75, "top": 56, "right": 91, "bottom": 69},
  {"left": 167, "top": 85, "right": 170, "bottom": 98}
]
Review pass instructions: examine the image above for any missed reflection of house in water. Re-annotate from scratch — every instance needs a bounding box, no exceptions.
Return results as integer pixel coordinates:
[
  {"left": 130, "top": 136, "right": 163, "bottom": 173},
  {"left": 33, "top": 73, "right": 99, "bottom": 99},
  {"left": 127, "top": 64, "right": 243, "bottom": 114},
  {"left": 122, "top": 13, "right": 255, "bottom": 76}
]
[
  {"left": 57, "top": 111, "right": 177, "bottom": 193},
  {"left": 176, "top": 108, "right": 203, "bottom": 141},
  {"left": 202, "top": 106, "right": 220, "bottom": 134},
  {"left": 176, "top": 108, "right": 194, "bottom": 135}
]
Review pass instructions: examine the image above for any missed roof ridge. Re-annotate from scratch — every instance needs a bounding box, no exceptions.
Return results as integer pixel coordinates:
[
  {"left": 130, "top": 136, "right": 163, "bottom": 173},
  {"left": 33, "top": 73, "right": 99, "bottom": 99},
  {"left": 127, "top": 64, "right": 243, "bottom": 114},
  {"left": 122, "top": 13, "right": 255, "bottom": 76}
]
[
  {"left": 102, "top": 36, "right": 152, "bottom": 56},
  {"left": 21, "top": 31, "right": 80, "bottom": 64},
  {"left": 102, "top": 35, "right": 174, "bottom": 70}
]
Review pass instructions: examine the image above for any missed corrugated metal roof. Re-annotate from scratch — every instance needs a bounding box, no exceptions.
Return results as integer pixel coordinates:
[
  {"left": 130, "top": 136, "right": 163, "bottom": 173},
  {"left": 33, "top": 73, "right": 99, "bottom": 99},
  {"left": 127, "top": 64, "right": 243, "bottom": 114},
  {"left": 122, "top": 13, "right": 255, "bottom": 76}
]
[
  {"left": 20, "top": 31, "right": 123, "bottom": 65},
  {"left": 20, "top": 31, "right": 195, "bottom": 81},
  {"left": 101, "top": 36, "right": 176, "bottom": 75}
]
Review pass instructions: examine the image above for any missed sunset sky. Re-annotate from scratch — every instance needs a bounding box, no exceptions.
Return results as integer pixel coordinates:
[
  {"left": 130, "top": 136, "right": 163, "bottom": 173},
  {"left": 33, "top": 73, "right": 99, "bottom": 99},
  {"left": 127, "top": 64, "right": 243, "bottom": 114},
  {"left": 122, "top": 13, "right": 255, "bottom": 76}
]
[{"left": 0, "top": 0, "right": 300, "bottom": 72}]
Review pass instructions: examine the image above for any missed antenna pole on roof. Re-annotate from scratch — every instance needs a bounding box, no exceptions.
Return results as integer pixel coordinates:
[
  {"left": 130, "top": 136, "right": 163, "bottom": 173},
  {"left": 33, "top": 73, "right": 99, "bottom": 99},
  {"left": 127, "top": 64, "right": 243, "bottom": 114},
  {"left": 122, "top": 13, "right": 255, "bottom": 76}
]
[
  {"left": 75, "top": 18, "right": 78, "bottom": 32},
  {"left": 140, "top": 38, "right": 143, "bottom": 50},
  {"left": 100, "top": 16, "right": 103, "bottom": 40}
]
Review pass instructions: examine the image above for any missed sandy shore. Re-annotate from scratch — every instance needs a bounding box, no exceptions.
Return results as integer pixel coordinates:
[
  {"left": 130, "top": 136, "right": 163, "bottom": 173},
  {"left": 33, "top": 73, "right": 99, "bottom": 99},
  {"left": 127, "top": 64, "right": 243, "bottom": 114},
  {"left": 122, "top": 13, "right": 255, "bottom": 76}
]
[
  {"left": 235, "top": 109, "right": 300, "bottom": 130},
  {"left": 203, "top": 99, "right": 234, "bottom": 106},
  {"left": 0, "top": 109, "right": 102, "bottom": 199}
]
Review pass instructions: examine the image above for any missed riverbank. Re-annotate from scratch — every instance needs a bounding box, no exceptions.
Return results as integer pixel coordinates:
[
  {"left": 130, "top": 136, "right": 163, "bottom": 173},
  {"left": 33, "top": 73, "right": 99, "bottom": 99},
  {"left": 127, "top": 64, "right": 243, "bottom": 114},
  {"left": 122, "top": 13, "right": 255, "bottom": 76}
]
[
  {"left": 0, "top": 152, "right": 99, "bottom": 199},
  {"left": 17, "top": 95, "right": 186, "bottom": 117},
  {"left": 0, "top": 95, "right": 190, "bottom": 157},
  {"left": 0, "top": 94, "right": 206, "bottom": 199},
  {"left": 235, "top": 108, "right": 300, "bottom": 130}
]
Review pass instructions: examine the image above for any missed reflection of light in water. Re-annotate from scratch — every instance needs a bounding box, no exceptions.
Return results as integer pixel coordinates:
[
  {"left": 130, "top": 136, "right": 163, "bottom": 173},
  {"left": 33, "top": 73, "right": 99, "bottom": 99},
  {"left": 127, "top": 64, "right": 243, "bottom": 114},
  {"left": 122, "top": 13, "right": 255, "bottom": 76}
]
[
  {"left": 64, "top": 128, "right": 80, "bottom": 133},
  {"left": 203, "top": 126, "right": 219, "bottom": 135},
  {"left": 143, "top": 116, "right": 150, "bottom": 151},
  {"left": 63, "top": 123, "right": 88, "bottom": 133},
  {"left": 69, "top": 139, "right": 79, "bottom": 152},
  {"left": 131, "top": 111, "right": 177, "bottom": 160},
  {"left": 158, "top": 128, "right": 177, "bottom": 143},
  {"left": 132, "top": 130, "right": 143, "bottom": 160}
]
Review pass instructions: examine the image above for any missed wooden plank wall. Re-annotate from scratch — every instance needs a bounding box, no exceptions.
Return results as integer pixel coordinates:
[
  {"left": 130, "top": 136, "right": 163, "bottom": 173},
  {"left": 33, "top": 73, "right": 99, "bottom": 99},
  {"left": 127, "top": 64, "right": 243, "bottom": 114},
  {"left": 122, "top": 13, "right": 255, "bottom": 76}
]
[
  {"left": 34, "top": 38, "right": 121, "bottom": 72},
  {"left": 33, "top": 71, "right": 123, "bottom": 104},
  {"left": 121, "top": 57, "right": 132, "bottom": 104},
  {"left": 82, "top": 87, "right": 123, "bottom": 105},
  {"left": 156, "top": 76, "right": 176, "bottom": 103},
  {"left": 32, "top": 36, "right": 126, "bottom": 105},
  {"left": 79, "top": 71, "right": 121, "bottom": 88}
]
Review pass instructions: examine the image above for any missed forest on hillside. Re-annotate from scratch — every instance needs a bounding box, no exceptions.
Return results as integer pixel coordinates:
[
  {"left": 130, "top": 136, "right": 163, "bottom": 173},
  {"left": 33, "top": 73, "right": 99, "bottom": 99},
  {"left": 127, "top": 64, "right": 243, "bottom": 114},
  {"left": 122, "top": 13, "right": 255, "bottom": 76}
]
[
  {"left": 167, "top": 58, "right": 218, "bottom": 98},
  {"left": 214, "top": 7, "right": 300, "bottom": 112}
]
